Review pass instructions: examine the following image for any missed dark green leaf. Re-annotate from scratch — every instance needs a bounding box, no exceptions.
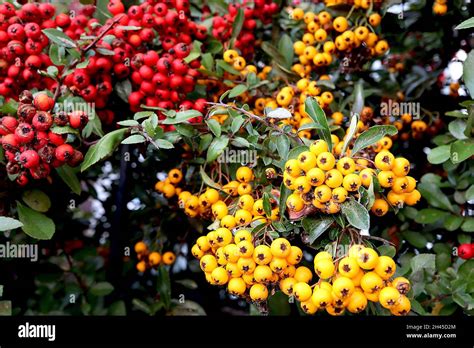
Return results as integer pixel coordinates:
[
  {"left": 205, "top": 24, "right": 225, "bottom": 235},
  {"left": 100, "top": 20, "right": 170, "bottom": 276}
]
[
  {"left": 304, "top": 97, "right": 332, "bottom": 151},
  {"left": 121, "top": 134, "right": 146, "bottom": 145},
  {"left": 81, "top": 128, "right": 128, "bottom": 172},
  {"left": 55, "top": 165, "right": 81, "bottom": 195},
  {"left": 228, "top": 85, "right": 248, "bottom": 98},
  {"left": 17, "top": 202, "right": 55, "bottom": 240},
  {"left": 302, "top": 217, "right": 333, "bottom": 244},
  {"left": 341, "top": 198, "right": 370, "bottom": 230},
  {"left": 42, "top": 29, "right": 77, "bottom": 48},
  {"left": 90, "top": 282, "right": 114, "bottom": 296},
  {"left": 351, "top": 125, "right": 398, "bottom": 156}
]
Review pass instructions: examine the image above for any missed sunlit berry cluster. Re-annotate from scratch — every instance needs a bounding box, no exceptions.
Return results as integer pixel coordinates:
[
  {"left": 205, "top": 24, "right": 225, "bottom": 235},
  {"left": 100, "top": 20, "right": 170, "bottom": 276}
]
[
  {"left": 0, "top": 91, "right": 87, "bottom": 186},
  {"left": 290, "top": 7, "right": 388, "bottom": 75},
  {"left": 289, "top": 245, "right": 412, "bottom": 316},
  {"left": 134, "top": 241, "right": 176, "bottom": 273},
  {"left": 283, "top": 136, "right": 419, "bottom": 217},
  {"left": 192, "top": 233, "right": 304, "bottom": 302}
]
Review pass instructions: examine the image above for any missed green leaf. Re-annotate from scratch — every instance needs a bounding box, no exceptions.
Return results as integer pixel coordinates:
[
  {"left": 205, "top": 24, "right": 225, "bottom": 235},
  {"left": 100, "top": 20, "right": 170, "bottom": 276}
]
[
  {"left": 428, "top": 145, "right": 451, "bottom": 164},
  {"left": 402, "top": 231, "right": 428, "bottom": 248},
  {"left": 451, "top": 139, "right": 474, "bottom": 163},
  {"left": 162, "top": 110, "right": 202, "bottom": 125},
  {"left": 418, "top": 182, "right": 454, "bottom": 212},
  {"left": 22, "top": 190, "right": 51, "bottom": 213},
  {"left": 81, "top": 128, "right": 128, "bottom": 172},
  {"left": 0, "top": 217, "right": 23, "bottom": 232},
  {"left": 17, "top": 202, "right": 55, "bottom": 240},
  {"left": 351, "top": 80, "right": 364, "bottom": 117},
  {"left": 114, "top": 79, "right": 132, "bottom": 104},
  {"left": 132, "top": 298, "right": 151, "bottom": 315},
  {"left": 207, "top": 136, "right": 229, "bottom": 162},
  {"left": 351, "top": 125, "right": 398, "bottom": 156},
  {"left": 302, "top": 217, "right": 333, "bottom": 244},
  {"left": 448, "top": 119, "right": 468, "bottom": 139},
  {"left": 461, "top": 218, "right": 474, "bottom": 232},
  {"left": 175, "top": 279, "right": 198, "bottom": 290},
  {"left": 157, "top": 266, "right": 171, "bottom": 310},
  {"left": 49, "top": 44, "right": 65, "bottom": 66},
  {"left": 117, "top": 120, "right": 139, "bottom": 127},
  {"left": 216, "top": 60, "right": 241, "bottom": 76},
  {"left": 121, "top": 134, "right": 146, "bottom": 145},
  {"left": 230, "top": 8, "right": 244, "bottom": 43},
  {"left": 275, "top": 135, "right": 290, "bottom": 160},
  {"left": 414, "top": 208, "right": 447, "bottom": 224},
  {"left": 232, "top": 137, "right": 250, "bottom": 148},
  {"left": 262, "top": 192, "right": 272, "bottom": 217},
  {"left": 42, "top": 28, "right": 77, "bottom": 48},
  {"left": 206, "top": 119, "right": 221, "bottom": 137},
  {"left": 304, "top": 97, "right": 332, "bottom": 152},
  {"left": 278, "top": 184, "right": 291, "bottom": 219},
  {"left": 228, "top": 85, "right": 248, "bottom": 98},
  {"left": 455, "top": 17, "right": 474, "bottom": 30},
  {"left": 154, "top": 139, "right": 174, "bottom": 149},
  {"left": 231, "top": 116, "right": 245, "bottom": 134},
  {"left": 50, "top": 126, "right": 79, "bottom": 136},
  {"left": 133, "top": 111, "right": 155, "bottom": 120},
  {"left": 0, "top": 301, "right": 12, "bottom": 316},
  {"left": 200, "top": 166, "right": 221, "bottom": 190},
  {"left": 298, "top": 122, "right": 323, "bottom": 131},
  {"left": 341, "top": 198, "right": 370, "bottom": 230},
  {"left": 377, "top": 245, "right": 396, "bottom": 257},
  {"left": 278, "top": 34, "right": 294, "bottom": 69},
  {"left": 410, "top": 253, "right": 436, "bottom": 274},
  {"left": 108, "top": 301, "right": 126, "bottom": 316},
  {"left": 341, "top": 113, "right": 359, "bottom": 157},
  {"left": 90, "top": 282, "right": 114, "bottom": 296},
  {"left": 444, "top": 215, "right": 464, "bottom": 231},
  {"left": 56, "top": 165, "right": 81, "bottom": 195},
  {"left": 463, "top": 50, "right": 474, "bottom": 99}
]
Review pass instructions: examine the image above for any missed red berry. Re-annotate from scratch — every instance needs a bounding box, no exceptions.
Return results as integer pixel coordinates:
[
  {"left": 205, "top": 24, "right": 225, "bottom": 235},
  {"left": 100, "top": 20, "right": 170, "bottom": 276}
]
[
  {"left": 34, "top": 93, "right": 54, "bottom": 111},
  {"left": 1, "top": 133, "right": 19, "bottom": 151},
  {"left": 48, "top": 132, "right": 66, "bottom": 146},
  {"left": 55, "top": 144, "right": 74, "bottom": 162},
  {"left": 68, "top": 111, "right": 89, "bottom": 129},
  {"left": 15, "top": 123, "right": 35, "bottom": 144},
  {"left": 16, "top": 172, "right": 29, "bottom": 186},
  {"left": 0, "top": 116, "right": 18, "bottom": 135},
  {"left": 459, "top": 244, "right": 474, "bottom": 260},
  {"left": 32, "top": 111, "right": 53, "bottom": 131},
  {"left": 19, "top": 149, "right": 40, "bottom": 169}
]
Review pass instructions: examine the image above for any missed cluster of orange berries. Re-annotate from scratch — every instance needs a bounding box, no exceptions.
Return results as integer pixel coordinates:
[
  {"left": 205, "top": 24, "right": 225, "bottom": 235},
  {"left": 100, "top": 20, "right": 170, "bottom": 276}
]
[
  {"left": 154, "top": 168, "right": 184, "bottom": 199},
  {"left": 192, "top": 233, "right": 305, "bottom": 302},
  {"left": 290, "top": 7, "right": 388, "bottom": 74},
  {"left": 283, "top": 136, "right": 419, "bottom": 216},
  {"left": 134, "top": 241, "right": 176, "bottom": 273},
  {"left": 433, "top": 0, "right": 447, "bottom": 15},
  {"left": 174, "top": 166, "right": 280, "bottom": 224},
  {"left": 253, "top": 78, "right": 335, "bottom": 139},
  {"left": 288, "top": 245, "right": 411, "bottom": 315}
]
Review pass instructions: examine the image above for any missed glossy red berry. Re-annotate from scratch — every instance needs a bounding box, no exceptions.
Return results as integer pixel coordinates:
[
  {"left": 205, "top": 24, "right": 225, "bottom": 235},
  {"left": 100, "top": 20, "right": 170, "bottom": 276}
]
[
  {"left": 0, "top": 116, "right": 18, "bottom": 135},
  {"left": 33, "top": 93, "right": 54, "bottom": 111},
  {"left": 55, "top": 144, "right": 74, "bottom": 162},
  {"left": 32, "top": 111, "right": 53, "bottom": 131},
  {"left": 15, "top": 123, "right": 35, "bottom": 144},
  {"left": 459, "top": 244, "right": 474, "bottom": 260},
  {"left": 19, "top": 149, "right": 40, "bottom": 169},
  {"left": 48, "top": 132, "right": 66, "bottom": 146},
  {"left": 1, "top": 133, "right": 19, "bottom": 151},
  {"left": 68, "top": 111, "right": 89, "bottom": 129}
]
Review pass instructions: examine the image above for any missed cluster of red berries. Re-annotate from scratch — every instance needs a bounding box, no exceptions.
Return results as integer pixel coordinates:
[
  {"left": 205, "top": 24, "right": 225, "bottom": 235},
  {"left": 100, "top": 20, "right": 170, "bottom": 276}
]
[
  {"left": 0, "top": 92, "right": 87, "bottom": 186},
  {"left": 211, "top": 0, "right": 279, "bottom": 58},
  {"left": 102, "top": 0, "right": 208, "bottom": 119},
  {"left": 0, "top": 2, "right": 97, "bottom": 99}
]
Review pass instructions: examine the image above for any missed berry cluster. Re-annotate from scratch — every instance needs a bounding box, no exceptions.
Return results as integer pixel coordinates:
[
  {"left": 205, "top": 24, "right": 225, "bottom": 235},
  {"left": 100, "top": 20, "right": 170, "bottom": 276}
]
[
  {"left": 291, "top": 246, "right": 411, "bottom": 315},
  {"left": 0, "top": 91, "right": 87, "bottom": 186},
  {"left": 134, "top": 241, "right": 176, "bottom": 273},
  {"left": 212, "top": 1, "right": 279, "bottom": 58},
  {"left": 255, "top": 76, "right": 335, "bottom": 139},
  {"left": 291, "top": 7, "right": 388, "bottom": 74},
  {"left": 283, "top": 135, "right": 419, "bottom": 216},
  {"left": 192, "top": 234, "right": 303, "bottom": 302},
  {"left": 433, "top": 0, "right": 447, "bottom": 15},
  {"left": 0, "top": 2, "right": 87, "bottom": 98}
]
